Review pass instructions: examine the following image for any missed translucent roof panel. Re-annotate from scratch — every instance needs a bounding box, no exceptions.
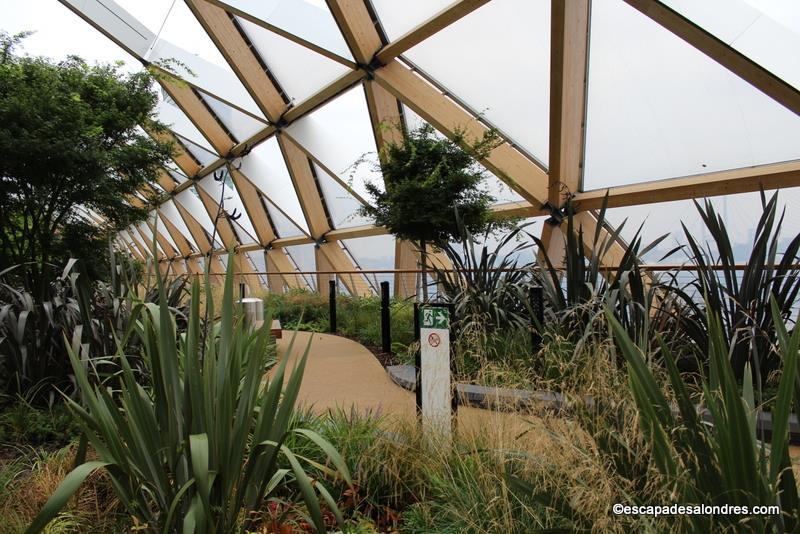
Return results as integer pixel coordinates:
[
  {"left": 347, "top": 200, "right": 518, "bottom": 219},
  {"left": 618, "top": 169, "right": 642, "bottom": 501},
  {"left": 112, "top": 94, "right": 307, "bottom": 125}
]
[
  {"left": 144, "top": 1, "right": 263, "bottom": 118},
  {"left": 160, "top": 200, "right": 198, "bottom": 250},
  {"left": 238, "top": 137, "right": 310, "bottom": 235},
  {"left": 156, "top": 96, "right": 218, "bottom": 155},
  {"left": 236, "top": 16, "right": 351, "bottom": 104},
  {"left": 286, "top": 85, "right": 382, "bottom": 201},
  {"left": 151, "top": 212, "right": 181, "bottom": 253},
  {"left": 603, "top": 188, "right": 800, "bottom": 264},
  {"left": 221, "top": 0, "right": 353, "bottom": 61},
  {"left": 401, "top": 105, "right": 525, "bottom": 206},
  {"left": 403, "top": 0, "right": 550, "bottom": 164},
  {"left": 174, "top": 188, "right": 223, "bottom": 249},
  {"left": 284, "top": 244, "right": 317, "bottom": 290},
  {"left": 341, "top": 234, "right": 395, "bottom": 288},
  {"left": 178, "top": 136, "right": 218, "bottom": 167},
  {"left": 196, "top": 171, "right": 259, "bottom": 244},
  {"left": 314, "top": 163, "right": 371, "bottom": 229},
  {"left": 370, "top": 0, "right": 453, "bottom": 41},
  {"left": 264, "top": 200, "right": 306, "bottom": 238},
  {"left": 584, "top": 0, "right": 800, "bottom": 190},
  {"left": 201, "top": 92, "right": 268, "bottom": 141},
  {"left": 662, "top": 0, "right": 800, "bottom": 90},
  {"left": 246, "top": 251, "right": 269, "bottom": 286}
]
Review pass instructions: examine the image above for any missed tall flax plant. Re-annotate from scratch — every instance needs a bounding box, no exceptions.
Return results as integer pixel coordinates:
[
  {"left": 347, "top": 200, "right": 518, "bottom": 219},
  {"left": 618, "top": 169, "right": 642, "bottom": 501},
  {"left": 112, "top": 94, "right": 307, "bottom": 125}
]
[
  {"left": 533, "top": 197, "right": 674, "bottom": 347},
  {"left": 28, "top": 253, "right": 351, "bottom": 533},
  {"left": 676, "top": 192, "right": 800, "bottom": 383},
  {"left": 606, "top": 298, "right": 799, "bottom": 532}
]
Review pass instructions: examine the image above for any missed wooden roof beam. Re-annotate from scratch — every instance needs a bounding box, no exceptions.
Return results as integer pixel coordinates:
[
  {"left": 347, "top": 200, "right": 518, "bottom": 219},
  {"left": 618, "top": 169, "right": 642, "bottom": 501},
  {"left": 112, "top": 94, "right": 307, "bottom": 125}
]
[
  {"left": 374, "top": 61, "right": 549, "bottom": 205},
  {"left": 375, "top": 0, "right": 490, "bottom": 64},
  {"left": 184, "top": 0, "right": 288, "bottom": 122},
  {"left": 548, "top": 0, "right": 590, "bottom": 205},
  {"left": 624, "top": 0, "right": 800, "bottom": 116}
]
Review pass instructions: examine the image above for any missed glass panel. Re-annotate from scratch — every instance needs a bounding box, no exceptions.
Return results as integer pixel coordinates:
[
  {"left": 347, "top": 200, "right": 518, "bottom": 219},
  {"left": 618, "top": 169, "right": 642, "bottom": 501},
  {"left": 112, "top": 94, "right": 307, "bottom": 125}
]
[
  {"left": 314, "top": 163, "right": 371, "bottom": 228},
  {"left": 403, "top": 0, "right": 550, "bottom": 164},
  {"left": 370, "top": 0, "right": 453, "bottom": 41},
  {"left": 201, "top": 93, "right": 268, "bottom": 141},
  {"left": 284, "top": 244, "right": 317, "bottom": 290},
  {"left": 238, "top": 137, "right": 310, "bottom": 234},
  {"left": 222, "top": 0, "right": 353, "bottom": 61},
  {"left": 236, "top": 16, "right": 350, "bottom": 104},
  {"left": 286, "top": 85, "right": 382, "bottom": 200},
  {"left": 341, "top": 235, "right": 395, "bottom": 290},
  {"left": 584, "top": 0, "right": 800, "bottom": 189},
  {"left": 137, "top": 221, "right": 164, "bottom": 256},
  {"left": 662, "top": 0, "right": 800, "bottom": 90}
]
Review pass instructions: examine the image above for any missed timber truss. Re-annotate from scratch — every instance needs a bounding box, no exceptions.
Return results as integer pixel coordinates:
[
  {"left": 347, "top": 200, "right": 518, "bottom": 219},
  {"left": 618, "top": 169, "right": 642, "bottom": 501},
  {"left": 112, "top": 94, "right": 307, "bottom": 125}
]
[{"left": 60, "top": 0, "right": 800, "bottom": 297}]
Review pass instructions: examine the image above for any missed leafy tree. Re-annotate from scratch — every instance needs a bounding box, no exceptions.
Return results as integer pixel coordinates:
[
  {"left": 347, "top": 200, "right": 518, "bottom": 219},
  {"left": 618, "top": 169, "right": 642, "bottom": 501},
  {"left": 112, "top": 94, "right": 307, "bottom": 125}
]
[
  {"left": 0, "top": 31, "right": 173, "bottom": 290},
  {"left": 359, "top": 123, "right": 506, "bottom": 300}
]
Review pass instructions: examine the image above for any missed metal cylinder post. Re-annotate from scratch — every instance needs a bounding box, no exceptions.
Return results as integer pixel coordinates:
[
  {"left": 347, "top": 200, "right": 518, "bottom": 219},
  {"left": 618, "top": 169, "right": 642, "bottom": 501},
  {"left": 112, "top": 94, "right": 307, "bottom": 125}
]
[
  {"left": 329, "top": 279, "right": 337, "bottom": 333},
  {"left": 380, "top": 281, "right": 391, "bottom": 354}
]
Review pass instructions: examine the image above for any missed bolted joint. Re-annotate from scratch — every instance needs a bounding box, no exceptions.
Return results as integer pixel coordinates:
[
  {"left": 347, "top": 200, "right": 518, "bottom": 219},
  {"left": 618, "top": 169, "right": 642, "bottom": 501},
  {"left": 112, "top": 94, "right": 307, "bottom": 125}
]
[{"left": 542, "top": 201, "right": 566, "bottom": 227}]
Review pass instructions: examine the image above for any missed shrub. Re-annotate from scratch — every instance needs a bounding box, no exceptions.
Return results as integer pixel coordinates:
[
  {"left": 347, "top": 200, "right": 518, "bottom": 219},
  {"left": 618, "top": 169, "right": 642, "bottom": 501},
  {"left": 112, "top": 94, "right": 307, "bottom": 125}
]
[{"left": 28, "top": 254, "right": 351, "bottom": 533}]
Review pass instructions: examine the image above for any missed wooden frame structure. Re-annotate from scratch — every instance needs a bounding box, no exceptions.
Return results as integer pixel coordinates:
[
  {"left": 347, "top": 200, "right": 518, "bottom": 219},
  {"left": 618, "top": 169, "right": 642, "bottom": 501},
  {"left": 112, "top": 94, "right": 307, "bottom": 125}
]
[{"left": 59, "top": 0, "right": 800, "bottom": 296}]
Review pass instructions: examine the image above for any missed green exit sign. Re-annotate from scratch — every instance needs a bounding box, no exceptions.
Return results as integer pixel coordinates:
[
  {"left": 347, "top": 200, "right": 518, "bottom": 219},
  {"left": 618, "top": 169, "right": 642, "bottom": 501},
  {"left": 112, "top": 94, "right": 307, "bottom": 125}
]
[{"left": 420, "top": 306, "right": 450, "bottom": 329}]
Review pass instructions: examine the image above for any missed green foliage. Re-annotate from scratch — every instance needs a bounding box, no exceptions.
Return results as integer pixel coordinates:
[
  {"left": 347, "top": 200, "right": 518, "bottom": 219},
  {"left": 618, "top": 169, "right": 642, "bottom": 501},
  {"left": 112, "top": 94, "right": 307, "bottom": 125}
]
[
  {"left": 358, "top": 123, "right": 504, "bottom": 248},
  {"left": 0, "top": 31, "right": 173, "bottom": 288},
  {"left": 674, "top": 191, "right": 800, "bottom": 383},
  {"left": 0, "top": 253, "right": 185, "bottom": 403},
  {"left": 28, "top": 253, "right": 350, "bottom": 533},
  {"left": 606, "top": 298, "right": 800, "bottom": 532},
  {"left": 435, "top": 219, "right": 536, "bottom": 331},
  {"left": 0, "top": 400, "right": 80, "bottom": 448}
]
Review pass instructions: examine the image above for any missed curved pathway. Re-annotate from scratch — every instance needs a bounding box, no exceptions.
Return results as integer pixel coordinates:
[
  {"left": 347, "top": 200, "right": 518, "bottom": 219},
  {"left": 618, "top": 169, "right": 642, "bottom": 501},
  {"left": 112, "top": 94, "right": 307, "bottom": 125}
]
[{"left": 275, "top": 331, "right": 531, "bottom": 436}]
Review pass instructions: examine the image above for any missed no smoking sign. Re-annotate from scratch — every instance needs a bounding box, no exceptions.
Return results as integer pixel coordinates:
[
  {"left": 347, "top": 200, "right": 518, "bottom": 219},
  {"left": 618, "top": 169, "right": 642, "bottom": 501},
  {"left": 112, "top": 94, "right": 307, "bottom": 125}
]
[{"left": 427, "top": 332, "right": 441, "bottom": 347}]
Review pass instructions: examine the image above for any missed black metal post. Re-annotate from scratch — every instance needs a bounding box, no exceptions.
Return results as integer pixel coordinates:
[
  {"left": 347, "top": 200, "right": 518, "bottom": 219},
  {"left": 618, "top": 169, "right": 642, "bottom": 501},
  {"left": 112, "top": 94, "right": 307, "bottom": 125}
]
[
  {"left": 413, "top": 303, "right": 421, "bottom": 416},
  {"left": 329, "top": 279, "right": 337, "bottom": 333},
  {"left": 530, "top": 286, "right": 544, "bottom": 352},
  {"left": 239, "top": 282, "right": 246, "bottom": 300},
  {"left": 380, "top": 281, "right": 391, "bottom": 354}
]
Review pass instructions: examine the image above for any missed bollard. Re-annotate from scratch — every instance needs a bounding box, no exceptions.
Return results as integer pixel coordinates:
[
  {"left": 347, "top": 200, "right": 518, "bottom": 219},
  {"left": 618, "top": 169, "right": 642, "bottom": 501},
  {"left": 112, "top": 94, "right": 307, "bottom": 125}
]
[
  {"left": 380, "top": 281, "right": 391, "bottom": 354},
  {"left": 530, "top": 286, "right": 544, "bottom": 352},
  {"left": 329, "top": 279, "right": 337, "bottom": 333}
]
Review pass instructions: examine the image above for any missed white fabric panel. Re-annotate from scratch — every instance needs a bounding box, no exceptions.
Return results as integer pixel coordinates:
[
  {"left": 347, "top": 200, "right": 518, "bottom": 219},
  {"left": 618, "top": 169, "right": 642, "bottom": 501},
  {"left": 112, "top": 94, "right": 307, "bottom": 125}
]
[
  {"left": 604, "top": 188, "right": 800, "bottom": 264},
  {"left": 156, "top": 97, "right": 217, "bottom": 154},
  {"left": 236, "top": 16, "right": 350, "bottom": 104},
  {"left": 285, "top": 244, "right": 317, "bottom": 290},
  {"left": 314, "top": 163, "right": 371, "bottom": 228},
  {"left": 370, "top": 0, "right": 453, "bottom": 41},
  {"left": 201, "top": 93, "right": 268, "bottom": 141},
  {"left": 584, "top": 0, "right": 800, "bottom": 189},
  {"left": 196, "top": 171, "right": 259, "bottom": 243},
  {"left": 238, "top": 137, "right": 310, "bottom": 234},
  {"left": 264, "top": 202, "right": 305, "bottom": 238},
  {"left": 222, "top": 0, "right": 353, "bottom": 60},
  {"left": 663, "top": 0, "right": 800, "bottom": 90},
  {"left": 179, "top": 137, "right": 218, "bottom": 167},
  {"left": 160, "top": 200, "right": 198, "bottom": 250},
  {"left": 175, "top": 188, "right": 223, "bottom": 249},
  {"left": 286, "top": 85, "right": 382, "bottom": 200},
  {"left": 152, "top": 212, "right": 180, "bottom": 253},
  {"left": 61, "top": 0, "right": 156, "bottom": 57},
  {"left": 404, "top": 0, "right": 550, "bottom": 164}
]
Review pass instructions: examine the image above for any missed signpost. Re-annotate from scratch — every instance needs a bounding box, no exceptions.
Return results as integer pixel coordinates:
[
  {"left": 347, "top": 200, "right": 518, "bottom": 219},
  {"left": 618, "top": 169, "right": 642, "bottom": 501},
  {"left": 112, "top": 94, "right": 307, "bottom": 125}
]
[{"left": 416, "top": 304, "right": 455, "bottom": 442}]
